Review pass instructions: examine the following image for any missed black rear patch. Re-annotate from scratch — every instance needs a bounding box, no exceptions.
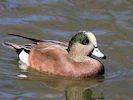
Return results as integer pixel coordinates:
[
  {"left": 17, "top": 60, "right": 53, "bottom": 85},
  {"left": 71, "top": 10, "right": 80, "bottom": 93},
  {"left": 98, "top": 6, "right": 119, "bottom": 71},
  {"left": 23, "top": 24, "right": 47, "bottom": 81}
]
[
  {"left": 16, "top": 48, "right": 30, "bottom": 55},
  {"left": 24, "top": 49, "right": 30, "bottom": 53},
  {"left": 16, "top": 48, "right": 23, "bottom": 55}
]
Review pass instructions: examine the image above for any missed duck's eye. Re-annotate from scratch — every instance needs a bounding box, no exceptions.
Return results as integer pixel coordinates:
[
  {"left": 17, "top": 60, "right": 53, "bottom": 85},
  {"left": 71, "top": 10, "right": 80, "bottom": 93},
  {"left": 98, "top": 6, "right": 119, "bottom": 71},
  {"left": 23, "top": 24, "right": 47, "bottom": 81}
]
[{"left": 82, "top": 39, "right": 89, "bottom": 45}]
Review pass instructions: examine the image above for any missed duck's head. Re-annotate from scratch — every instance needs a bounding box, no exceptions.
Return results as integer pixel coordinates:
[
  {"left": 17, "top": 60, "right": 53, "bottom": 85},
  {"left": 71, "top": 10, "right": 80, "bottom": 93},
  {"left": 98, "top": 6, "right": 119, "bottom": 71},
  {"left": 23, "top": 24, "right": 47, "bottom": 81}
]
[{"left": 67, "top": 31, "right": 106, "bottom": 59}]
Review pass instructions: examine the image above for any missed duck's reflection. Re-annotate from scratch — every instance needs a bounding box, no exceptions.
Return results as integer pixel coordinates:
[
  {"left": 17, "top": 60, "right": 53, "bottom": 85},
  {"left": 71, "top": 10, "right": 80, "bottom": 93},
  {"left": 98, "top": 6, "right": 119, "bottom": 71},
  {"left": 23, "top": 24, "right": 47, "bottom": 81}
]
[
  {"left": 66, "top": 87, "right": 104, "bottom": 100},
  {"left": 21, "top": 69, "right": 104, "bottom": 100}
]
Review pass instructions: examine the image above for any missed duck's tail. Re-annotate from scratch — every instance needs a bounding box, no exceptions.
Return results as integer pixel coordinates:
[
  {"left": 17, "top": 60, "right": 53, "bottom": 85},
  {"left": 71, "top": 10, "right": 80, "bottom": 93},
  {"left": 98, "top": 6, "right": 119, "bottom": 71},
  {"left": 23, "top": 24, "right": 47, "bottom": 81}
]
[
  {"left": 2, "top": 42, "right": 31, "bottom": 55},
  {"left": 8, "top": 34, "right": 68, "bottom": 46},
  {"left": 8, "top": 34, "right": 43, "bottom": 43},
  {"left": 2, "top": 42, "right": 30, "bottom": 65},
  {"left": 2, "top": 42, "right": 22, "bottom": 50}
]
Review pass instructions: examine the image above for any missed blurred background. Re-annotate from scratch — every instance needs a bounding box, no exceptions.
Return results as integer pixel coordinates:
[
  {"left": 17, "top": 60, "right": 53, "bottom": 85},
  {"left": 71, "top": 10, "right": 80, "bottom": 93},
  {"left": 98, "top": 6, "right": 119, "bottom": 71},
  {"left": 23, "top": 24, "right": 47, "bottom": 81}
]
[{"left": 0, "top": 0, "right": 133, "bottom": 100}]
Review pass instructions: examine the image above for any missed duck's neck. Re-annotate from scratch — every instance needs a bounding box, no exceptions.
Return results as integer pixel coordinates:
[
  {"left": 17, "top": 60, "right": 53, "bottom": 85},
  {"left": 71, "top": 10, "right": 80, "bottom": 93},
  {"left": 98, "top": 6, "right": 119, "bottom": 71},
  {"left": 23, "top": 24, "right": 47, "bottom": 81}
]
[
  {"left": 67, "top": 42, "right": 95, "bottom": 62},
  {"left": 68, "top": 49, "right": 90, "bottom": 62}
]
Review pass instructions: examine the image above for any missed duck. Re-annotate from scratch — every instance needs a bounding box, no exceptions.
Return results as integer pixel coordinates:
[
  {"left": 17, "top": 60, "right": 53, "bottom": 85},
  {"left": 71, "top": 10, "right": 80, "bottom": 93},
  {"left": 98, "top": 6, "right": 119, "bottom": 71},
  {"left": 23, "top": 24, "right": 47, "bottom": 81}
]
[{"left": 2, "top": 31, "right": 106, "bottom": 78}]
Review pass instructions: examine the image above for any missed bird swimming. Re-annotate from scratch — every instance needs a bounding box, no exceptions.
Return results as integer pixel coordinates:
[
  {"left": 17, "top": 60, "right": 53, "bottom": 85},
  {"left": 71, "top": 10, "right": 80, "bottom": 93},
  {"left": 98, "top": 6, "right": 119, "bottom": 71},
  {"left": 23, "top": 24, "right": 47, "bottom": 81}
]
[{"left": 2, "top": 31, "right": 106, "bottom": 78}]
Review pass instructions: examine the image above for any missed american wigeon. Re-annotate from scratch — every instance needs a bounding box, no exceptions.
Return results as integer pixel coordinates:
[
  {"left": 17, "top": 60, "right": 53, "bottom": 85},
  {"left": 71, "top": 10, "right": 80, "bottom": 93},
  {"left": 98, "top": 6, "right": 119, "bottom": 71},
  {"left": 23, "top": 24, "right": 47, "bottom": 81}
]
[{"left": 2, "top": 31, "right": 106, "bottom": 78}]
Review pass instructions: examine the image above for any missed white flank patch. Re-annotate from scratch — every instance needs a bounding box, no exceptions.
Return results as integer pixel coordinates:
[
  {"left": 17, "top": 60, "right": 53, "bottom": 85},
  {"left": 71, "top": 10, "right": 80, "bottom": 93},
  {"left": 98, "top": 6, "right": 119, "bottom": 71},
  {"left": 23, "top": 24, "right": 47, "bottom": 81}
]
[
  {"left": 19, "top": 50, "right": 29, "bottom": 65},
  {"left": 19, "top": 60, "right": 28, "bottom": 72}
]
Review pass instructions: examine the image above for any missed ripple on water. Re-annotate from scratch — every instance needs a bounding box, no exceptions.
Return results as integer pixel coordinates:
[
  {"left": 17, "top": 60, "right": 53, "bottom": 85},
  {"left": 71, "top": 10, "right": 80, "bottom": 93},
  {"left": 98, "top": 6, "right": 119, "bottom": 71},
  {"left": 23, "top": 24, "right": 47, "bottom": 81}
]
[
  {"left": 113, "top": 40, "right": 133, "bottom": 47},
  {"left": 41, "top": 28, "right": 71, "bottom": 37},
  {"left": 0, "top": 91, "right": 15, "bottom": 100},
  {"left": 0, "top": 15, "right": 66, "bottom": 25},
  {"left": 0, "top": 0, "right": 132, "bottom": 99},
  {"left": 111, "top": 10, "right": 133, "bottom": 30},
  {"left": 79, "top": 10, "right": 111, "bottom": 20},
  {"left": 104, "top": 58, "right": 124, "bottom": 80},
  {"left": 0, "top": 0, "right": 70, "bottom": 10},
  {"left": 91, "top": 29, "right": 113, "bottom": 36}
]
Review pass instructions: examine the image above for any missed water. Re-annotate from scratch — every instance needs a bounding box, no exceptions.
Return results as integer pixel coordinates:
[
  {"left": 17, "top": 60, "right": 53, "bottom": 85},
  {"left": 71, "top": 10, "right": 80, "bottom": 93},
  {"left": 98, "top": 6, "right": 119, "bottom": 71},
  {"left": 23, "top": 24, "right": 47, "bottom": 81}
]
[{"left": 0, "top": 0, "right": 133, "bottom": 100}]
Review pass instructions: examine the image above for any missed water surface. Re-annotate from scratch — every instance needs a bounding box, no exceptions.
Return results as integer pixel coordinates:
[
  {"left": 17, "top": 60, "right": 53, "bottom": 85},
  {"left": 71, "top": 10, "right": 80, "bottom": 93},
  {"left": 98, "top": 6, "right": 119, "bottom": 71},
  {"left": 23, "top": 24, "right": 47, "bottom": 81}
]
[{"left": 0, "top": 0, "right": 133, "bottom": 100}]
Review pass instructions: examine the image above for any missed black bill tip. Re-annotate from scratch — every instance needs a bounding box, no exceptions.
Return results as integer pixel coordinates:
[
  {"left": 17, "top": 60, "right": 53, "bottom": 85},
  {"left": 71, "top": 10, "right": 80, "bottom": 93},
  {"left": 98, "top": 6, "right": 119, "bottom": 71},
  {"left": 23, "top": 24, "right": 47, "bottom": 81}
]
[{"left": 102, "top": 56, "right": 106, "bottom": 59}]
